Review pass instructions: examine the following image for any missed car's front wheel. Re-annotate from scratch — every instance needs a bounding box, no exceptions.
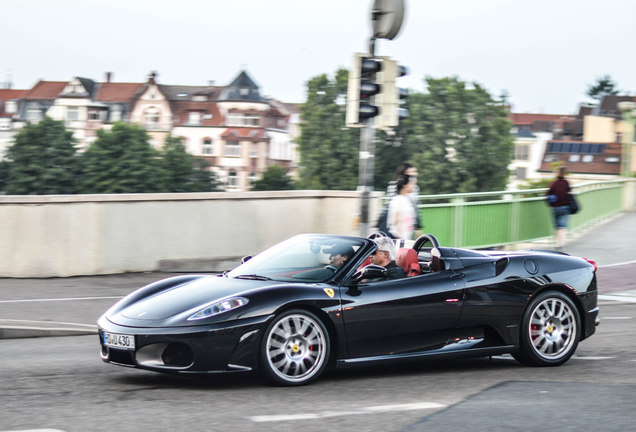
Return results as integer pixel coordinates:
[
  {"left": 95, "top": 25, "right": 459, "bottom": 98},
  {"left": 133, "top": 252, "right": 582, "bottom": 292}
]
[
  {"left": 515, "top": 291, "right": 581, "bottom": 366},
  {"left": 260, "top": 309, "right": 330, "bottom": 386}
]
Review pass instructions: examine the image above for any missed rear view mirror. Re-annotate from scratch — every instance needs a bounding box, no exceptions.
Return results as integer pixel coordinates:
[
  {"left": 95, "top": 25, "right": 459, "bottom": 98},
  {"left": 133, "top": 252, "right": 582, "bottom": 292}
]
[{"left": 241, "top": 256, "right": 252, "bottom": 264}]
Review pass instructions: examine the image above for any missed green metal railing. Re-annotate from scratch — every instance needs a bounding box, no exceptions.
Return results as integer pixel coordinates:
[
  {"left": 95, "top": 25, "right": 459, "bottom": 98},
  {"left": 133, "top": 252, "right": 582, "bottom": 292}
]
[{"left": 413, "top": 180, "right": 625, "bottom": 249}]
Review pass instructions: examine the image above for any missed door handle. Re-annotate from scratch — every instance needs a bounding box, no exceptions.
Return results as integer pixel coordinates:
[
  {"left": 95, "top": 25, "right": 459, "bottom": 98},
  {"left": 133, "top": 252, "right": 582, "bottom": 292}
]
[{"left": 450, "top": 272, "right": 465, "bottom": 280}]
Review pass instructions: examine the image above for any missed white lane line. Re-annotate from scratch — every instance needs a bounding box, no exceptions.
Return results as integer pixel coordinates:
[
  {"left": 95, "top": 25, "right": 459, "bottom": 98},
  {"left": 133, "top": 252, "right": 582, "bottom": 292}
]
[
  {"left": 599, "top": 260, "right": 636, "bottom": 268},
  {"left": 572, "top": 356, "right": 615, "bottom": 360},
  {"left": 602, "top": 316, "right": 633, "bottom": 320},
  {"left": 0, "top": 296, "right": 122, "bottom": 304},
  {"left": 1, "top": 429, "right": 67, "bottom": 432},
  {"left": 598, "top": 295, "right": 636, "bottom": 303},
  {"left": 249, "top": 402, "right": 446, "bottom": 423},
  {"left": 0, "top": 319, "right": 96, "bottom": 328}
]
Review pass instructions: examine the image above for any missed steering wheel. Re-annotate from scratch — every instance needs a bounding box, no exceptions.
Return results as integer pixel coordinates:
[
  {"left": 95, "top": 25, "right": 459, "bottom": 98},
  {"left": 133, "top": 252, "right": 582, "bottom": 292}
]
[{"left": 325, "top": 265, "right": 339, "bottom": 273}]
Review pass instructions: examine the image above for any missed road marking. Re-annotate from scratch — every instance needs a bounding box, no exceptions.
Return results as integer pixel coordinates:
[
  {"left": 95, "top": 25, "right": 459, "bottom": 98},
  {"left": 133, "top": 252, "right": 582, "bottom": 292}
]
[
  {"left": 1, "top": 429, "right": 67, "bottom": 432},
  {"left": 598, "top": 295, "right": 636, "bottom": 303},
  {"left": 0, "top": 296, "right": 122, "bottom": 304},
  {"left": 599, "top": 259, "right": 636, "bottom": 268},
  {"left": 602, "top": 316, "right": 632, "bottom": 320},
  {"left": 248, "top": 402, "right": 446, "bottom": 423},
  {"left": 572, "top": 356, "right": 615, "bottom": 360},
  {"left": 0, "top": 319, "right": 96, "bottom": 328}
]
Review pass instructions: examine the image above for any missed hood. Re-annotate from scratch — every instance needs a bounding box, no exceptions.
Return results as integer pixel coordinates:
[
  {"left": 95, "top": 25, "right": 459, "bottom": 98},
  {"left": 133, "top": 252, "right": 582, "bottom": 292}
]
[{"left": 109, "top": 275, "right": 284, "bottom": 327}]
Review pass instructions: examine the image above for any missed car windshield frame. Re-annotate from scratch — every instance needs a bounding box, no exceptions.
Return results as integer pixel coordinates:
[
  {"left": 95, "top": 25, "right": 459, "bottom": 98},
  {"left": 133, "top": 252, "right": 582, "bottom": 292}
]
[{"left": 227, "top": 234, "right": 368, "bottom": 283}]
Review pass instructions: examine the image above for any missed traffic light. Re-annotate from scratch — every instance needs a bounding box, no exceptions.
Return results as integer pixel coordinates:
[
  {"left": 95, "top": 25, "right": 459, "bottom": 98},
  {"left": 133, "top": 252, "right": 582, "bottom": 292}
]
[
  {"left": 375, "top": 57, "right": 409, "bottom": 130},
  {"left": 346, "top": 53, "right": 382, "bottom": 127}
]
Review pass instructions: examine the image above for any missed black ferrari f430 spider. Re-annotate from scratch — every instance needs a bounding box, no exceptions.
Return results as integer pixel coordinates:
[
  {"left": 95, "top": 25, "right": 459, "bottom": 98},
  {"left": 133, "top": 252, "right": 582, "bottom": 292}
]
[{"left": 98, "top": 233, "right": 598, "bottom": 385}]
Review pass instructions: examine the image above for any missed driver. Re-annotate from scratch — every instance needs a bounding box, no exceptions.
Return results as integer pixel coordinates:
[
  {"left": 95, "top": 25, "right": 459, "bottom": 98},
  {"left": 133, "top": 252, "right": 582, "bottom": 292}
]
[
  {"left": 325, "top": 244, "right": 355, "bottom": 269},
  {"left": 371, "top": 237, "right": 406, "bottom": 280}
]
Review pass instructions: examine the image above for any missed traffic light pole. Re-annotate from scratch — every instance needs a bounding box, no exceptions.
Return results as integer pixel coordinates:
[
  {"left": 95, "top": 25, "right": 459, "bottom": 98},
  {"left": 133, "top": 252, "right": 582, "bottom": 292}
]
[
  {"left": 358, "top": 117, "right": 376, "bottom": 237},
  {"left": 358, "top": 38, "right": 377, "bottom": 238}
]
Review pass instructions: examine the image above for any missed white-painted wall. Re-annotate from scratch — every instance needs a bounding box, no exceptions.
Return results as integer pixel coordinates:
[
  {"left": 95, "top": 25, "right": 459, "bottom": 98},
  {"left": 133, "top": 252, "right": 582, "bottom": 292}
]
[{"left": 0, "top": 191, "right": 378, "bottom": 278}]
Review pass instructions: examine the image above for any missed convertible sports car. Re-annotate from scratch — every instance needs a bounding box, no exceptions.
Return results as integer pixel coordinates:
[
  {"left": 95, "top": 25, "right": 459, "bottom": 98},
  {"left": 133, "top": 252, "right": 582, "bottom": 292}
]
[{"left": 98, "top": 233, "right": 599, "bottom": 386}]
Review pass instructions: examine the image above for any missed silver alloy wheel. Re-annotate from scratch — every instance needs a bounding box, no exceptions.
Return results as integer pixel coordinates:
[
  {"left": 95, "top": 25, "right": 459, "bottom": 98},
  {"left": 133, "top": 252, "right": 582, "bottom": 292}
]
[
  {"left": 528, "top": 297, "right": 577, "bottom": 360},
  {"left": 265, "top": 313, "right": 327, "bottom": 384}
]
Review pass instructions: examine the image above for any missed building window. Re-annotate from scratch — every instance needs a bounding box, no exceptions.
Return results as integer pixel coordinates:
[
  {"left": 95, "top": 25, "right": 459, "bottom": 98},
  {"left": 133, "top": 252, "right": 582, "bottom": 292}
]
[
  {"left": 88, "top": 110, "right": 102, "bottom": 121},
  {"left": 202, "top": 138, "right": 213, "bottom": 155},
  {"left": 145, "top": 107, "right": 160, "bottom": 129},
  {"left": 582, "top": 155, "right": 594, "bottom": 163},
  {"left": 515, "top": 167, "right": 527, "bottom": 180},
  {"left": 6, "top": 100, "right": 17, "bottom": 114},
  {"left": 227, "top": 113, "right": 242, "bottom": 126},
  {"left": 514, "top": 144, "right": 530, "bottom": 161},
  {"left": 606, "top": 157, "right": 620, "bottom": 163},
  {"left": 544, "top": 155, "right": 558, "bottom": 162},
  {"left": 245, "top": 114, "right": 260, "bottom": 126},
  {"left": 225, "top": 141, "right": 240, "bottom": 157},
  {"left": 188, "top": 112, "right": 201, "bottom": 125},
  {"left": 0, "top": 118, "right": 10, "bottom": 130},
  {"left": 66, "top": 107, "right": 80, "bottom": 125},
  {"left": 250, "top": 144, "right": 258, "bottom": 158},
  {"left": 568, "top": 154, "right": 580, "bottom": 162},
  {"left": 26, "top": 106, "right": 42, "bottom": 122},
  {"left": 227, "top": 170, "right": 238, "bottom": 188},
  {"left": 249, "top": 172, "right": 259, "bottom": 186}
]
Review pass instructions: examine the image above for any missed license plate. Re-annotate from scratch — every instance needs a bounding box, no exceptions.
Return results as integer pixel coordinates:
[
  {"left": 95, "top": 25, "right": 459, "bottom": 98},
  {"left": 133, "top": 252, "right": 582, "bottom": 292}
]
[{"left": 103, "top": 332, "right": 135, "bottom": 350}]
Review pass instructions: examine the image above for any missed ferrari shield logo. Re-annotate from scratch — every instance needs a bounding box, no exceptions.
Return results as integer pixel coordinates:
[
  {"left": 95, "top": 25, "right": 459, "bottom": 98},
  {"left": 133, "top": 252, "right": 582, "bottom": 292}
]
[{"left": 324, "top": 288, "right": 335, "bottom": 298}]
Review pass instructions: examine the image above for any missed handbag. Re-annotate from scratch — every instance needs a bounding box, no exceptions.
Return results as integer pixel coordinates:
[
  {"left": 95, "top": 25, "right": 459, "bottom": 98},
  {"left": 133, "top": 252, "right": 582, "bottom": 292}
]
[{"left": 568, "top": 193, "right": 580, "bottom": 214}]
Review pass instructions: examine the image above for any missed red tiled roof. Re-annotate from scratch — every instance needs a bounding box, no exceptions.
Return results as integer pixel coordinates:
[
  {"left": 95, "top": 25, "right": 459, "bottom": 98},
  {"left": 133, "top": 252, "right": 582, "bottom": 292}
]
[
  {"left": 510, "top": 113, "right": 577, "bottom": 126},
  {"left": 23, "top": 81, "right": 67, "bottom": 99},
  {"left": 96, "top": 82, "right": 143, "bottom": 102},
  {"left": 221, "top": 127, "right": 269, "bottom": 140},
  {"left": 171, "top": 101, "right": 224, "bottom": 126},
  {"left": 0, "top": 89, "right": 28, "bottom": 117}
]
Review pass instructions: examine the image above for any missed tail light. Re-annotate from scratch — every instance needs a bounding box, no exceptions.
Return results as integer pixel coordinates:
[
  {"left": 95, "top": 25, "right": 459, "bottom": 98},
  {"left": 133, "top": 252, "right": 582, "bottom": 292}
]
[{"left": 581, "top": 257, "right": 597, "bottom": 272}]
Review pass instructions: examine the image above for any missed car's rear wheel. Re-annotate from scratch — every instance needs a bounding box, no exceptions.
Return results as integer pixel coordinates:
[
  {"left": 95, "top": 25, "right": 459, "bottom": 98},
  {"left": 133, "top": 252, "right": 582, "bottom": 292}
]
[
  {"left": 260, "top": 309, "right": 330, "bottom": 386},
  {"left": 515, "top": 291, "right": 580, "bottom": 366}
]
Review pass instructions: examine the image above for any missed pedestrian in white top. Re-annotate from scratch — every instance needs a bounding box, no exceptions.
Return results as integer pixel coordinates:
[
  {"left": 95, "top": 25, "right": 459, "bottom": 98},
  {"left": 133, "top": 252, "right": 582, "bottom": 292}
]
[{"left": 388, "top": 173, "right": 416, "bottom": 240}]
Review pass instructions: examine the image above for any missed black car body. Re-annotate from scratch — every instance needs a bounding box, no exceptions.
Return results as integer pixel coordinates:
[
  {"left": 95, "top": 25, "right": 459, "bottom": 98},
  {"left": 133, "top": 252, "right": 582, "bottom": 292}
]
[{"left": 98, "top": 233, "right": 598, "bottom": 385}]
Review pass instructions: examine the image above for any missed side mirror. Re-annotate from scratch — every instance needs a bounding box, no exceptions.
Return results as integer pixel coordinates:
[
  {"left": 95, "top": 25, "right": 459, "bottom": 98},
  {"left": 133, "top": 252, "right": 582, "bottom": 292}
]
[
  {"left": 241, "top": 256, "right": 252, "bottom": 264},
  {"left": 352, "top": 264, "right": 388, "bottom": 284}
]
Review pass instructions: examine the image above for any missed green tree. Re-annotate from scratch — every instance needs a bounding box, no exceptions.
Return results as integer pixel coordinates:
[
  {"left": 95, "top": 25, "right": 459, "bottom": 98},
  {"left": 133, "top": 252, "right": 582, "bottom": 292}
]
[
  {"left": 587, "top": 75, "right": 619, "bottom": 101},
  {"left": 4, "top": 116, "right": 79, "bottom": 194},
  {"left": 161, "top": 135, "right": 221, "bottom": 192},
  {"left": 297, "top": 69, "right": 360, "bottom": 190},
  {"left": 252, "top": 164, "right": 295, "bottom": 190},
  {"left": 404, "top": 77, "right": 513, "bottom": 194},
  {"left": 79, "top": 122, "right": 165, "bottom": 193}
]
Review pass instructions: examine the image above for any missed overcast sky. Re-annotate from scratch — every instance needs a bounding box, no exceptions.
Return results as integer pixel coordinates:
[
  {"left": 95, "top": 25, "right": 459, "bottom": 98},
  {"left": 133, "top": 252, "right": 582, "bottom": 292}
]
[{"left": 3, "top": 0, "right": 635, "bottom": 114}]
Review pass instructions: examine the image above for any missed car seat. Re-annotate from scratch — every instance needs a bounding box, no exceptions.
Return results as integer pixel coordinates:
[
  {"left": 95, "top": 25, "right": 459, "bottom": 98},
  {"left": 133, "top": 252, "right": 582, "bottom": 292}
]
[{"left": 395, "top": 248, "right": 421, "bottom": 277}]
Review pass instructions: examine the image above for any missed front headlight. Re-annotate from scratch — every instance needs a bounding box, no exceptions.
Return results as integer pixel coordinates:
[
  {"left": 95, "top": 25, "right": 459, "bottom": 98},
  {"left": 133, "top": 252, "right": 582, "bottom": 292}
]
[{"left": 187, "top": 297, "right": 249, "bottom": 321}]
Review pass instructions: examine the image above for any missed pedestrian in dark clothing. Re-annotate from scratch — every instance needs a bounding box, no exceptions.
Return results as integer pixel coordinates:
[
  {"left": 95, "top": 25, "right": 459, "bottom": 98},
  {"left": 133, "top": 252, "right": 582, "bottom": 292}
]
[{"left": 547, "top": 166, "right": 571, "bottom": 251}]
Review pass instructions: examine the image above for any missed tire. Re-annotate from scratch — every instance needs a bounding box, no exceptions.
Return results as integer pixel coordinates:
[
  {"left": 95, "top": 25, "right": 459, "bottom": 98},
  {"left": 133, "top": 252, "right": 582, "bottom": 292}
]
[
  {"left": 260, "top": 309, "right": 330, "bottom": 386},
  {"left": 514, "top": 291, "right": 581, "bottom": 366}
]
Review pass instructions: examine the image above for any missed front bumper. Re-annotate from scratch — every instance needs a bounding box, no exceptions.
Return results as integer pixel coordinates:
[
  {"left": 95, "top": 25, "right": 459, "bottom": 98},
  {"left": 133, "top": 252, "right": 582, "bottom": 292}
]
[{"left": 98, "top": 314, "right": 272, "bottom": 373}]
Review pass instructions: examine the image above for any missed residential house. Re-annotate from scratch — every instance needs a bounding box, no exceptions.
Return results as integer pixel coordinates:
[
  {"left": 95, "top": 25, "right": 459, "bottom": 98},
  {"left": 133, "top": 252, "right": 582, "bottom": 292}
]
[
  {"left": 0, "top": 88, "right": 27, "bottom": 157},
  {"left": 4, "top": 69, "right": 296, "bottom": 191}
]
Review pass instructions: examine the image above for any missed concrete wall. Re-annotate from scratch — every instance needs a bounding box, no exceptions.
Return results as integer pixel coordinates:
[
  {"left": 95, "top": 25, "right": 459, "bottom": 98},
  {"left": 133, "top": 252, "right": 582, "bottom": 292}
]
[{"left": 0, "top": 191, "right": 379, "bottom": 278}]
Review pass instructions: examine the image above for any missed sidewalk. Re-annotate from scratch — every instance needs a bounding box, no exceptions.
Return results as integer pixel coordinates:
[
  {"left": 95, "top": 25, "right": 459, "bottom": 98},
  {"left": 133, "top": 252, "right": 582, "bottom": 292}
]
[{"left": 1, "top": 212, "right": 635, "bottom": 339}]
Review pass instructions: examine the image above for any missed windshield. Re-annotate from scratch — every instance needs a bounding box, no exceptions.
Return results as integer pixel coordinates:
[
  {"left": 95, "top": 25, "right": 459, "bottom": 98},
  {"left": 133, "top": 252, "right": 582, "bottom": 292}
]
[{"left": 227, "top": 234, "right": 366, "bottom": 283}]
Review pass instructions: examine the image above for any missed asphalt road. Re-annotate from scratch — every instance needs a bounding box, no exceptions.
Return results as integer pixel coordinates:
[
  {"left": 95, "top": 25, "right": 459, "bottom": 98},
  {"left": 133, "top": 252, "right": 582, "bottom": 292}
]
[
  {"left": 1, "top": 211, "right": 635, "bottom": 431},
  {"left": 1, "top": 299, "right": 635, "bottom": 432}
]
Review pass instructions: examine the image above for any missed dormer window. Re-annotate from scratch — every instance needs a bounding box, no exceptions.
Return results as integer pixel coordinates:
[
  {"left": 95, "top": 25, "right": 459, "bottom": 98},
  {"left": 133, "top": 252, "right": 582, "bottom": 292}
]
[
  {"left": 188, "top": 112, "right": 201, "bottom": 125},
  {"left": 6, "top": 100, "right": 17, "bottom": 114},
  {"left": 240, "top": 88, "right": 249, "bottom": 96}
]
